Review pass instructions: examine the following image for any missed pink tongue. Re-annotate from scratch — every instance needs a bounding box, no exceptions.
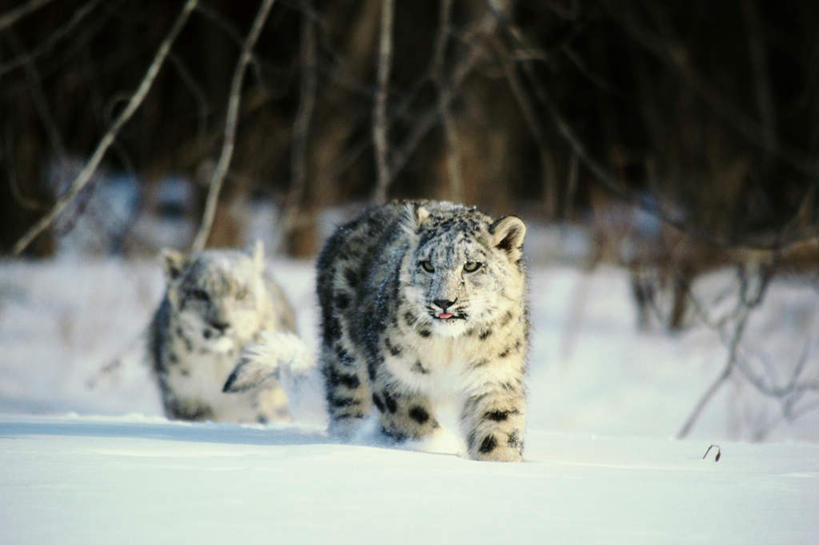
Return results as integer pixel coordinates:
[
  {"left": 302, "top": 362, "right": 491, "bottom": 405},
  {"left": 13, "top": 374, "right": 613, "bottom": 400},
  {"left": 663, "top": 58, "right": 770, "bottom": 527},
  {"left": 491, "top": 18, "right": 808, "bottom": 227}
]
[{"left": 438, "top": 313, "right": 453, "bottom": 319}]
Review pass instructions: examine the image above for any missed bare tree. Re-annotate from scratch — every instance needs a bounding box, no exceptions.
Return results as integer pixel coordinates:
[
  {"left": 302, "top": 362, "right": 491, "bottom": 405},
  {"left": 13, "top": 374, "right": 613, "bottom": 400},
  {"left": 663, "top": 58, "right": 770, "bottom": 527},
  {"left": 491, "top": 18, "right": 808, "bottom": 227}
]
[
  {"left": 11, "top": 0, "right": 199, "bottom": 256},
  {"left": 677, "top": 247, "right": 819, "bottom": 438},
  {"left": 191, "top": 0, "right": 276, "bottom": 252}
]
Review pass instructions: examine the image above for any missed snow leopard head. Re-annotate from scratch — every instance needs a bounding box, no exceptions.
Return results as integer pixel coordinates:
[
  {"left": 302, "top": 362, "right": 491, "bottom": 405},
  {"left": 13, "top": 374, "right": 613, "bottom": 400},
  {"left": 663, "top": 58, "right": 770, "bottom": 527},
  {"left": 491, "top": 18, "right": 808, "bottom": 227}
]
[
  {"left": 161, "top": 242, "right": 268, "bottom": 352},
  {"left": 400, "top": 202, "right": 526, "bottom": 338}
]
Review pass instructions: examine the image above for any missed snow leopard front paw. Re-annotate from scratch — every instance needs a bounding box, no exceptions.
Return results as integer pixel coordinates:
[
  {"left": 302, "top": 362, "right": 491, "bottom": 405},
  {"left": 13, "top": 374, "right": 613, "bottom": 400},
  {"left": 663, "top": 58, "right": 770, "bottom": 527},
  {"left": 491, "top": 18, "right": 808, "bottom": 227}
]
[
  {"left": 463, "top": 391, "right": 525, "bottom": 462},
  {"left": 468, "top": 431, "right": 524, "bottom": 462}
]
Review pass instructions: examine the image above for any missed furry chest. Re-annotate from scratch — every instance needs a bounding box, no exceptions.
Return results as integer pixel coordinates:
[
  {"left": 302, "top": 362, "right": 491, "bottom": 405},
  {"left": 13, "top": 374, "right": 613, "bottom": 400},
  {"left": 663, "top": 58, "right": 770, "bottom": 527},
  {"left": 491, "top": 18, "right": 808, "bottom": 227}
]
[
  {"left": 383, "top": 334, "right": 486, "bottom": 396},
  {"left": 166, "top": 337, "right": 239, "bottom": 397}
]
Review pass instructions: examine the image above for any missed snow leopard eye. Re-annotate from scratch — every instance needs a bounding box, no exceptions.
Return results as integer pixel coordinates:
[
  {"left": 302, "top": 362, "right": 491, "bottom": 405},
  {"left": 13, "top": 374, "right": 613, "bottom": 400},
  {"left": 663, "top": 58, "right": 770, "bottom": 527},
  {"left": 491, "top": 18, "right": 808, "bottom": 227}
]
[
  {"left": 188, "top": 288, "right": 210, "bottom": 301},
  {"left": 419, "top": 260, "right": 435, "bottom": 273},
  {"left": 463, "top": 261, "right": 482, "bottom": 273}
]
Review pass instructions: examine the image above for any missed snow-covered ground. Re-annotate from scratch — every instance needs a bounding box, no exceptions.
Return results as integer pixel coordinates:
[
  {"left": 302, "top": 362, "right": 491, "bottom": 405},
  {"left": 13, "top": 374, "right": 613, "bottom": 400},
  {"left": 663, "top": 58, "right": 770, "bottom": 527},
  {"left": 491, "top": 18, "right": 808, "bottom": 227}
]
[
  {"left": 2, "top": 414, "right": 818, "bottom": 545},
  {"left": 1, "top": 255, "right": 818, "bottom": 544}
]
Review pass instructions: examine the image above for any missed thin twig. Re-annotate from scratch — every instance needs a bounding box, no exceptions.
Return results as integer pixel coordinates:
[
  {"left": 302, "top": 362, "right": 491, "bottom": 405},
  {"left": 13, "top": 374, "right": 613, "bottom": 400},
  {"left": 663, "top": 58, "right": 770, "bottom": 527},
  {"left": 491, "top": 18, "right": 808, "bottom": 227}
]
[
  {"left": 4, "top": 123, "right": 44, "bottom": 211},
  {"left": 390, "top": 41, "right": 483, "bottom": 180},
  {"left": 734, "top": 341, "right": 819, "bottom": 400},
  {"left": 0, "top": 0, "right": 55, "bottom": 31},
  {"left": 4, "top": 31, "right": 66, "bottom": 159},
  {"left": 319, "top": 11, "right": 479, "bottom": 194},
  {"left": 616, "top": 5, "right": 818, "bottom": 180},
  {"left": 0, "top": 0, "right": 101, "bottom": 78},
  {"left": 168, "top": 52, "right": 211, "bottom": 140},
  {"left": 488, "top": 6, "right": 819, "bottom": 250},
  {"left": 279, "top": 1, "right": 317, "bottom": 237},
  {"left": 561, "top": 46, "right": 619, "bottom": 95},
  {"left": 741, "top": 0, "right": 776, "bottom": 161},
  {"left": 190, "top": 0, "right": 275, "bottom": 252},
  {"left": 432, "top": 0, "right": 463, "bottom": 202},
  {"left": 564, "top": 150, "right": 579, "bottom": 219},
  {"left": 493, "top": 36, "right": 556, "bottom": 215},
  {"left": 702, "top": 444, "right": 721, "bottom": 462},
  {"left": 11, "top": 0, "right": 199, "bottom": 256},
  {"left": 676, "top": 312, "right": 747, "bottom": 439},
  {"left": 677, "top": 266, "right": 773, "bottom": 438},
  {"left": 194, "top": 3, "right": 266, "bottom": 87},
  {"left": 372, "top": 0, "right": 394, "bottom": 204}
]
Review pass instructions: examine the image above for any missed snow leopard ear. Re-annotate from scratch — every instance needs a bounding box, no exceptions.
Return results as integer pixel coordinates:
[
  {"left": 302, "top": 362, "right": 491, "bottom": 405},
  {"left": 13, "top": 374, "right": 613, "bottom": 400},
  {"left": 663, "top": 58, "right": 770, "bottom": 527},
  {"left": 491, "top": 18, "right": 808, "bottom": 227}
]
[
  {"left": 160, "top": 248, "right": 186, "bottom": 281},
  {"left": 415, "top": 205, "right": 430, "bottom": 225},
  {"left": 400, "top": 203, "right": 430, "bottom": 234},
  {"left": 489, "top": 216, "right": 526, "bottom": 259}
]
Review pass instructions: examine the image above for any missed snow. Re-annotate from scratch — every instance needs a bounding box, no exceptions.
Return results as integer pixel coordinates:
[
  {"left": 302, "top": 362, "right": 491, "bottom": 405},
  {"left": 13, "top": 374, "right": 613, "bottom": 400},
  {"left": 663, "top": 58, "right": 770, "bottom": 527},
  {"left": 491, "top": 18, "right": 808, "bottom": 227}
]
[
  {"left": 1, "top": 254, "right": 818, "bottom": 544},
  {"left": 1, "top": 415, "right": 817, "bottom": 545}
]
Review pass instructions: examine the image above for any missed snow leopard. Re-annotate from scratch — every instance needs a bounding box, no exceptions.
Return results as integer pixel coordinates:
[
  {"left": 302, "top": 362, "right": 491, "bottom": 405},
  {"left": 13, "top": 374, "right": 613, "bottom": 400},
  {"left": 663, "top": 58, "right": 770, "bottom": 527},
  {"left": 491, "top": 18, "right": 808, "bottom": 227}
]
[
  {"left": 317, "top": 200, "right": 529, "bottom": 461},
  {"left": 149, "top": 242, "right": 297, "bottom": 423}
]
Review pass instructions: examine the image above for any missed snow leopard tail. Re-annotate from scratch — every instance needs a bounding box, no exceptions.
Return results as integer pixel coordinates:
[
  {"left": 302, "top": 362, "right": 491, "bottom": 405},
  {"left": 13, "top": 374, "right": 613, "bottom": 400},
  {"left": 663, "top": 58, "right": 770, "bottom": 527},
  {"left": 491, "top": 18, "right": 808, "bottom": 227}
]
[{"left": 223, "top": 331, "right": 326, "bottom": 426}]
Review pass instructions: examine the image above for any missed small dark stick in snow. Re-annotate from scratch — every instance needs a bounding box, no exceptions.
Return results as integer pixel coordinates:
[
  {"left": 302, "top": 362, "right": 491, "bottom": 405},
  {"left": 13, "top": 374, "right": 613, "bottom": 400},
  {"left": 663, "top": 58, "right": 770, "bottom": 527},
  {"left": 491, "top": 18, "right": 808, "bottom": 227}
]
[{"left": 702, "top": 444, "right": 721, "bottom": 462}]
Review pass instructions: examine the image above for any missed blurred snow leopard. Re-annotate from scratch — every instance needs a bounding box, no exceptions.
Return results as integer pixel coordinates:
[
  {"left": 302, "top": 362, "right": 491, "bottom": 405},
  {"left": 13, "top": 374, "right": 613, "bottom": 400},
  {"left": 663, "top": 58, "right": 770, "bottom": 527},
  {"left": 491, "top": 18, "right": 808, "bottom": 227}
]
[
  {"left": 317, "top": 200, "right": 529, "bottom": 461},
  {"left": 149, "top": 242, "right": 297, "bottom": 423}
]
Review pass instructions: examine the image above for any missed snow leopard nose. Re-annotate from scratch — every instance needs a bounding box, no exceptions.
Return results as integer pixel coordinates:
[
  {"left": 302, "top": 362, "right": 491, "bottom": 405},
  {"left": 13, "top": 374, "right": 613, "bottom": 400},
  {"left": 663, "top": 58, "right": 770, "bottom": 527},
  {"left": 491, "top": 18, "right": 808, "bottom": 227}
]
[
  {"left": 209, "top": 320, "right": 230, "bottom": 333},
  {"left": 433, "top": 298, "right": 457, "bottom": 312}
]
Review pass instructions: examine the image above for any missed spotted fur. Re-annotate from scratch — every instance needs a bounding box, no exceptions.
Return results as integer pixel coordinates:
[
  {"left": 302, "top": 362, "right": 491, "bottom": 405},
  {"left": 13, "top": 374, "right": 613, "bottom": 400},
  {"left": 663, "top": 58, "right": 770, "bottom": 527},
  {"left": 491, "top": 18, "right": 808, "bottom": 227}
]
[
  {"left": 149, "top": 243, "right": 297, "bottom": 423},
  {"left": 317, "top": 200, "right": 528, "bottom": 461}
]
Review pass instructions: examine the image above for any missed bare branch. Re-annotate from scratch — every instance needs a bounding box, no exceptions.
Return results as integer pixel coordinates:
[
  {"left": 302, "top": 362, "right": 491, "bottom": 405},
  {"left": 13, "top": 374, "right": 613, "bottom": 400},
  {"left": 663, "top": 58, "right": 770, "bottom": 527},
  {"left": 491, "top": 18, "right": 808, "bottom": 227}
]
[
  {"left": 432, "top": 0, "right": 463, "bottom": 202},
  {"left": 677, "top": 264, "right": 774, "bottom": 438},
  {"left": 11, "top": 0, "right": 199, "bottom": 256},
  {"left": 615, "top": 6, "right": 818, "bottom": 180},
  {"left": 372, "top": 0, "right": 394, "bottom": 205},
  {"left": 301, "top": 8, "right": 491, "bottom": 195},
  {"left": 676, "top": 307, "right": 748, "bottom": 439},
  {"left": 487, "top": 6, "right": 819, "bottom": 249},
  {"left": 168, "top": 52, "right": 211, "bottom": 140},
  {"left": 0, "top": 0, "right": 55, "bottom": 31},
  {"left": 734, "top": 341, "right": 819, "bottom": 400},
  {"left": 390, "top": 40, "right": 484, "bottom": 180},
  {"left": 191, "top": 0, "right": 275, "bottom": 252},
  {"left": 4, "top": 31, "right": 65, "bottom": 159},
  {"left": 0, "top": 0, "right": 102, "bottom": 78},
  {"left": 741, "top": 0, "right": 777, "bottom": 160},
  {"left": 279, "top": 2, "right": 317, "bottom": 237},
  {"left": 564, "top": 150, "right": 579, "bottom": 219},
  {"left": 493, "top": 36, "right": 557, "bottom": 215},
  {"left": 194, "top": 3, "right": 266, "bottom": 87},
  {"left": 3, "top": 124, "right": 44, "bottom": 211}
]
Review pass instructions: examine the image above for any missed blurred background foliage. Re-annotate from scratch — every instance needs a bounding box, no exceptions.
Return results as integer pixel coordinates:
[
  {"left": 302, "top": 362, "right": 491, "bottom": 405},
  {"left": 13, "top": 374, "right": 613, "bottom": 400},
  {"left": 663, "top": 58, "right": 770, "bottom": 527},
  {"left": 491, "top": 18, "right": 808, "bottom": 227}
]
[{"left": 1, "top": 0, "right": 818, "bottom": 258}]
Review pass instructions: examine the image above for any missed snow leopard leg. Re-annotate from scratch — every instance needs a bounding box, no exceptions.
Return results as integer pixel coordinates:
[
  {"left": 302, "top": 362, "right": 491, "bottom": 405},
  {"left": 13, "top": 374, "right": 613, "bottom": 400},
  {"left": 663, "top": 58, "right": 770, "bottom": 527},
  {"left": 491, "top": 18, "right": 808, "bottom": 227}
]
[
  {"left": 321, "top": 341, "right": 372, "bottom": 438},
  {"left": 371, "top": 372, "right": 439, "bottom": 442},
  {"left": 461, "top": 381, "right": 526, "bottom": 462},
  {"left": 253, "top": 383, "right": 291, "bottom": 423}
]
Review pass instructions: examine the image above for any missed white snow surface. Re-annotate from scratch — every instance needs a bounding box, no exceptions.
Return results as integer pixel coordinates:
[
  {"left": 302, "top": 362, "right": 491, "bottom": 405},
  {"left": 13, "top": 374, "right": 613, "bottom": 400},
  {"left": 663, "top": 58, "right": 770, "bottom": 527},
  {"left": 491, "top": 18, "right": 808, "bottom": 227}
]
[
  {"left": 2, "top": 414, "right": 818, "bottom": 545},
  {"left": 1, "top": 256, "right": 818, "bottom": 544}
]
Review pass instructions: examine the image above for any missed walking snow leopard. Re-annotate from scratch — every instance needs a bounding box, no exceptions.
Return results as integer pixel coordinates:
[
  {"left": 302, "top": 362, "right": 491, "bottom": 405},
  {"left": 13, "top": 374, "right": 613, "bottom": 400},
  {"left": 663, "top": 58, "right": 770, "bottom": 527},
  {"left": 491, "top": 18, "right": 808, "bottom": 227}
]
[
  {"left": 317, "top": 200, "right": 529, "bottom": 461},
  {"left": 149, "top": 243, "right": 297, "bottom": 423}
]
